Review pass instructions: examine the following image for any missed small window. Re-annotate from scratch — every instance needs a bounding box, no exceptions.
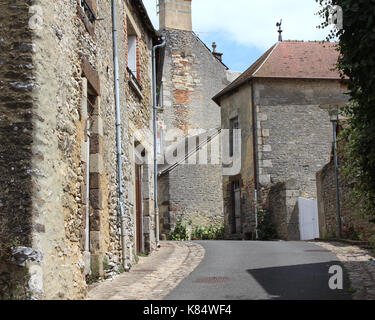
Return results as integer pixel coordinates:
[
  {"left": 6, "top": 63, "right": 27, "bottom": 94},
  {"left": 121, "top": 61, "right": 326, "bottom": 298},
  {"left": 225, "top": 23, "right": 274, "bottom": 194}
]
[
  {"left": 128, "top": 35, "right": 137, "bottom": 76},
  {"left": 230, "top": 117, "right": 239, "bottom": 157},
  {"left": 126, "top": 17, "right": 142, "bottom": 96}
]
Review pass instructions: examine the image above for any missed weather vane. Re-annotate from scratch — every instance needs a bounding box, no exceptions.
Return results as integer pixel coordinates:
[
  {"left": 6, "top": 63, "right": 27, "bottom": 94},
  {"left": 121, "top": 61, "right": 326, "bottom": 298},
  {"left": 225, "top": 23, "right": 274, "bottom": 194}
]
[{"left": 276, "top": 19, "right": 283, "bottom": 42}]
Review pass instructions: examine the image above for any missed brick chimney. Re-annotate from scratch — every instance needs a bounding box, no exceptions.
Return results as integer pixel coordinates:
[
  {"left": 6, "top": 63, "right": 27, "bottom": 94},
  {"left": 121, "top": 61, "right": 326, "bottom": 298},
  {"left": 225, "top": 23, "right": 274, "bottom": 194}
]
[{"left": 159, "top": 0, "right": 192, "bottom": 32}]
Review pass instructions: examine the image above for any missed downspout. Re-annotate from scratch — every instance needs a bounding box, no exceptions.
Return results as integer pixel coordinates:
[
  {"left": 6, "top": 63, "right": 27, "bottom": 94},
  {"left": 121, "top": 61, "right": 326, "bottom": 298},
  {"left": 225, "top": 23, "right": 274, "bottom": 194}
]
[
  {"left": 111, "top": 0, "right": 128, "bottom": 271},
  {"left": 251, "top": 81, "right": 259, "bottom": 240},
  {"left": 152, "top": 37, "right": 166, "bottom": 248},
  {"left": 84, "top": 117, "right": 91, "bottom": 274}
]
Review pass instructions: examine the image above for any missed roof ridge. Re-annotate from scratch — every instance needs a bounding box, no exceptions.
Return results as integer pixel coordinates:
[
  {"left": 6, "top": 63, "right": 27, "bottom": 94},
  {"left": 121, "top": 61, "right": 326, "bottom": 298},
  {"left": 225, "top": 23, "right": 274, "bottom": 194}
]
[
  {"left": 253, "top": 42, "right": 280, "bottom": 76},
  {"left": 191, "top": 31, "right": 229, "bottom": 70},
  {"left": 212, "top": 43, "right": 277, "bottom": 103}
]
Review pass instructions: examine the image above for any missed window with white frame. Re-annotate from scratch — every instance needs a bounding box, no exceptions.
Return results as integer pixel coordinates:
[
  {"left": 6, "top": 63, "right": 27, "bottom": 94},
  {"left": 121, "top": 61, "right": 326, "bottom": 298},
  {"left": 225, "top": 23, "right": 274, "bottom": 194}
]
[
  {"left": 126, "top": 16, "right": 142, "bottom": 96},
  {"left": 128, "top": 35, "right": 137, "bottom": 77}
]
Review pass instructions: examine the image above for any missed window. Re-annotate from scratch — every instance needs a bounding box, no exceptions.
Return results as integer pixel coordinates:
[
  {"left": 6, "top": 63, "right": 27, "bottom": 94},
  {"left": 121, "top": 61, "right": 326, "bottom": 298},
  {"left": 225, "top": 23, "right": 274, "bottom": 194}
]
[
  {"left": 126, "top": 17, "right": 142, "bottom": 97},
  {"left": 128, "top": 35, "right": 137, "bottom": 76},
  {"left": 230, "top": 117, "right": 239, "bottom": 157},
  {"left": 156, "top": 117, "right": 164, "bottom": 157}
]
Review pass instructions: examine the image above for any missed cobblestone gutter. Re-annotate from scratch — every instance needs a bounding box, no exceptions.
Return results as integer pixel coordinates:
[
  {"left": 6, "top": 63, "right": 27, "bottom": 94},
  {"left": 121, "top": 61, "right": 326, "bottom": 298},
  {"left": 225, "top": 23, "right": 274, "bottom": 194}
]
[
  {"left": 87, "top": 241, "right": 205, "bottom": 300},
  {"left": 312, "top": 241, "right": 375, "bottom": 300}
]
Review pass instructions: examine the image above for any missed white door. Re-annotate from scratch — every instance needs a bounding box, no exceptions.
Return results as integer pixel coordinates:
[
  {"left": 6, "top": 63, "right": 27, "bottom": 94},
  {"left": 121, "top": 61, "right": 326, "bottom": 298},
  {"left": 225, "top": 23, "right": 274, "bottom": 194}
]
[{"left": 298, "top": 197, "right": 319, "bottom": 240}]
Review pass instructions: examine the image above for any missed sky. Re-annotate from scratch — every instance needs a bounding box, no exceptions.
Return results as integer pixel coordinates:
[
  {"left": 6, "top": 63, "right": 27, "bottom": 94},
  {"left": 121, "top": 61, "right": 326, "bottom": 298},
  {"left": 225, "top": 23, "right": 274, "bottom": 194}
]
[{"left": 143, "top": 0, "right": 332, "bottom": 72}]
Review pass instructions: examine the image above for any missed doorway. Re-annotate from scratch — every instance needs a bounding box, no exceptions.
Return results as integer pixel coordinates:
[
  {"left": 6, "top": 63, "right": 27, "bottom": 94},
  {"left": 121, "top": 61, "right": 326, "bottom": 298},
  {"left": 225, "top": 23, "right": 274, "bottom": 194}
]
[
  {"left": 298, "top": 197, "right": 319, "bottom": 240},
  {"left": 231, "top": 181, "right": 241, "bottom": 234}
]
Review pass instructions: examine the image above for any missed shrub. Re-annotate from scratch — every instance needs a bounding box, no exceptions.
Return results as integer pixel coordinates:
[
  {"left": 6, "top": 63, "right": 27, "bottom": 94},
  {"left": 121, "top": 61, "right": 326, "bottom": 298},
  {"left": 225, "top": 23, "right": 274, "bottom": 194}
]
[
  {"left": 245, "top": 184, "right": 278, "bottom": 241},
  {"left": 256, "top": 208, "right": 278, "bottom": 241},
  {"left": 170, "top": 217, "right": 189, "bottom": 241},
  {"left": 191, "top": 225, "right": 225, "bottom": 240},
  {"left": 342, "top": 225, "right": 359, "bottom": 241}
]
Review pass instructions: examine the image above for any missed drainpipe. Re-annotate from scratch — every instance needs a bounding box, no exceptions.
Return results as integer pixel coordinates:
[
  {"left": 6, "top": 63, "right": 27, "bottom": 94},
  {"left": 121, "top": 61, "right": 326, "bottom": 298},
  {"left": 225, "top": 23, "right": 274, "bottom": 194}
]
[
  {"left": 152, "top": 37, "right": 166, "bottom": 248},
  {"left": 111, "top": 0, "right": 128, "bottom": 271},
  {"left": 251, "top": 81, "right": 259, "bottom": 240},
  {"left": 84, "top": 118, "right": 91, "bottom": 274},
  {"left": 331, "top": 116, "right": 342, "bottom": 238}
]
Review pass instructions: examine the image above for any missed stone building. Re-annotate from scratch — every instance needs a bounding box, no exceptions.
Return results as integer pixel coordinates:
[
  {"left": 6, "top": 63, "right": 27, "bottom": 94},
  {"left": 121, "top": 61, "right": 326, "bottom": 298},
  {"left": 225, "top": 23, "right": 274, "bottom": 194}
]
[
  {"left": 156, "top": 0, "right": 239, "bottom": 237},
  {"left": 213, "top": 41, "right": 349, "bottom": 240},
  {"left": 0, "top": 0, "right": 164, "bottom": 299}
]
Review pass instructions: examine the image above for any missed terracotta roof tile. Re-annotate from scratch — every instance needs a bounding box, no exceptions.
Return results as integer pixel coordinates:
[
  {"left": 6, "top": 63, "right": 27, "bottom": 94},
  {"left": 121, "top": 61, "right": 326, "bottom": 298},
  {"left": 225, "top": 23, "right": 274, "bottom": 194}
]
[{"left": 213, "top": 41, "right": 342, "bottom": 103}]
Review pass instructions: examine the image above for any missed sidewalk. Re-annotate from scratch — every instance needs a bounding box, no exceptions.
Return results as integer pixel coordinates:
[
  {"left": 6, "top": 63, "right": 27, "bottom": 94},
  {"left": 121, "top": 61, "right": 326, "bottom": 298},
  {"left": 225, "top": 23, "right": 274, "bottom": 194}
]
[
  {"left": 87, "top": 241, "right": 205, "bottom": 300},
  {"left": 312, "top": 241, "right": 375, "bottom": 300}
]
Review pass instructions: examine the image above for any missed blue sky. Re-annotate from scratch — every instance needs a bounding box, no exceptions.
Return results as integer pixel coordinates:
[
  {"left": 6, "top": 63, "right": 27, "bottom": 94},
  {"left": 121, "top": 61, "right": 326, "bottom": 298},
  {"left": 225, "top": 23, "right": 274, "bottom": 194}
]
[
  {"left": 194, "top": 31, "right": 264, "bottom": 72},
  {"left": 143, "top": 0, "right": 332, "bottom": 72}
]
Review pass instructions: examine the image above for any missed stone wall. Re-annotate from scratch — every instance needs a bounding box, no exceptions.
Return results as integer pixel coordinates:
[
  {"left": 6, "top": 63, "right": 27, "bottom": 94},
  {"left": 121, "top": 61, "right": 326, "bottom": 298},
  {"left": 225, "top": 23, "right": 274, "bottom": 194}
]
[
  {"left": 316, "top": 157, "right": 375, "bottom": 240},
  {"left": 159, "top": 134, "right": 224, "bottom": 237},
  {"left": 158, "top": 29, "right": 228, "bottom": 237},
  {"left": 220, "top": 83, "right": 256, "bottom": 238},
  {"left": 262, "top": 180, "right": 300, "bottom": 240},
  {"left": 161, "top": 29, "right": 228, "bottom": 135},
  {"left": 0, "top": 0, "right": 158, "bottom": 300},
  {"left": 218, "top": 78, "right": 348, "bottom": 239},
  {"left": 254, "top": 79, "right": 347, "bottom": 196},
  {"left": 0, "top": 0, "right": 36, "bottom": 300}
]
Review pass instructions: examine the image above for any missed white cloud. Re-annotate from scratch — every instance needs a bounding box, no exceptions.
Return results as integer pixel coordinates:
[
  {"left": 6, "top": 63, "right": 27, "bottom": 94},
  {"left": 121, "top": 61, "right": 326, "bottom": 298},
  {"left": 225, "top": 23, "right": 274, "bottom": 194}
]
[{"left": 143, "top": 0, "right": 331, "bottom": 51}]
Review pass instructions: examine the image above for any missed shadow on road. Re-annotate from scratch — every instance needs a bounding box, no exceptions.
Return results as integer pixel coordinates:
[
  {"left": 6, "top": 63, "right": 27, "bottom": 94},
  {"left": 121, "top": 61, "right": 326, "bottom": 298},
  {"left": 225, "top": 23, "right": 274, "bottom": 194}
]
[{"left": 247, "top": 260, "right": 352, "bottom": 300}]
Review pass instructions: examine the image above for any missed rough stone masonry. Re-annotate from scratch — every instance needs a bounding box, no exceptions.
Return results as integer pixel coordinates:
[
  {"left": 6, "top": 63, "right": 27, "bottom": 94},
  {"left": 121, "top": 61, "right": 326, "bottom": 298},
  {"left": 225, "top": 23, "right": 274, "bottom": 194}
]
[
  {"left": 214, "top": 41, "right": 349, "bottom": 240},
  {"left": 0, "top": 0, "right": 163, "bottom": 300},
  {"left": 157, "top": 0, "right": 240, "bottom": 238}
]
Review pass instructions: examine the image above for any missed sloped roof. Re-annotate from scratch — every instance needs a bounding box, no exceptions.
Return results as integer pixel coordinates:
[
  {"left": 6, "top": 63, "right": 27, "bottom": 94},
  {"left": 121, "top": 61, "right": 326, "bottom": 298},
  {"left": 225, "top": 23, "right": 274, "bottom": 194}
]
[
  {"left": 132, "top": 0, "right": 160, "bottom": 40},
  {"left": 213, "top": 41, "right": 342, "bottom": 103},
  {"left": 192, "top": 32, "right": 229, "bottom": 70}
]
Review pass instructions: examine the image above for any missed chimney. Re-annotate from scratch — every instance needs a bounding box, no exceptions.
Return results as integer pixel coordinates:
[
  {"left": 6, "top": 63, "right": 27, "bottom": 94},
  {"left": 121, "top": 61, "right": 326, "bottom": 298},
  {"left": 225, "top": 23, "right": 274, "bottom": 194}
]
[
  {"left": 212, "top": 42, "right": 223, "bottom": 62},
  {"left": 159, "top": 0, "right": 192, "bottom": 32}
]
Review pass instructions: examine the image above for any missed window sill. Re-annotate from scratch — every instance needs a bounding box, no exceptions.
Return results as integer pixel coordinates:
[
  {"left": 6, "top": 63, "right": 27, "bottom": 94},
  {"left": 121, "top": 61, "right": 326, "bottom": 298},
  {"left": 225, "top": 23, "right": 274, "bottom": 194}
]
[{"left": 127, "top": 68, "right": 143, "bottom": 100}]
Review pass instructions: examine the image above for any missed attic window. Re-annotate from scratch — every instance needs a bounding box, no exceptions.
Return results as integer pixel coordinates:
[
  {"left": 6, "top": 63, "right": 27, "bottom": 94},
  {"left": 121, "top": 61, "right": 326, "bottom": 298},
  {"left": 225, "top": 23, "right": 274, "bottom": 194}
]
[{"left": 230, "top": 117, "right": 239, "bottom": 157}]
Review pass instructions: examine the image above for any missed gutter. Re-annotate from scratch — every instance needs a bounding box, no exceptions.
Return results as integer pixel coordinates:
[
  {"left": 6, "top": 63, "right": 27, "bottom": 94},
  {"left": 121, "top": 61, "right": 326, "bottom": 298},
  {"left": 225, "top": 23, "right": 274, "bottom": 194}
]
[
  {"left": 84, "top": 117, "right": 91, "bottom": 274},
  {"left": 152, "top": 37, "right": 166, "bottom": 248},
  {"left": 112, "top": 0, "right": 129, "bottom": 271}
]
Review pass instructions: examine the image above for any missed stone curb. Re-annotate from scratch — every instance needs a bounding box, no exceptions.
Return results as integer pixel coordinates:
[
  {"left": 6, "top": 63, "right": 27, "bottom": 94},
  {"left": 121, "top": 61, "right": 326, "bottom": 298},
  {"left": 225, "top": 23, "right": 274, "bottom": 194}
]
[
  {"left": 87, "top": 241, "right": 205, "bottom": 300},
  {"left": 314, "top": 238, "right": 371, "bottom": 247},
  {"left": 311, "top": 241, "right": 375, "bottom": 300}
]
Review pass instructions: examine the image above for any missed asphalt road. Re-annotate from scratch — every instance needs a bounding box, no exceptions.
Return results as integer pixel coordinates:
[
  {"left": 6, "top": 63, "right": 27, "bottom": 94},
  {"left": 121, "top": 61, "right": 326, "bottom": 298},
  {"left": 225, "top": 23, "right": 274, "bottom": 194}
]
[{"left": 166, "top": 241, "right": 352, "bottom": 300}]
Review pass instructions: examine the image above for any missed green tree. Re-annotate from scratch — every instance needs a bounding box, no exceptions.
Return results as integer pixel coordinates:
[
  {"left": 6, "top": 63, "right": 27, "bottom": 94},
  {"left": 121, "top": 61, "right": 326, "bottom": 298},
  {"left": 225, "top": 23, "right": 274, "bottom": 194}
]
[{"left": 316, "top": 0, "right": 375, "bottom": 221}]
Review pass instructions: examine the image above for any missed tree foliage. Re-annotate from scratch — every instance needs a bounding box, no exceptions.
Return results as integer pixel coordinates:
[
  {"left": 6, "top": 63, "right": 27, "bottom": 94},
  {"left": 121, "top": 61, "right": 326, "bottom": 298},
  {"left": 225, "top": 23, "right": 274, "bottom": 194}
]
[{"left": 316, "top": 0, "right": 375, "bottom": 218}]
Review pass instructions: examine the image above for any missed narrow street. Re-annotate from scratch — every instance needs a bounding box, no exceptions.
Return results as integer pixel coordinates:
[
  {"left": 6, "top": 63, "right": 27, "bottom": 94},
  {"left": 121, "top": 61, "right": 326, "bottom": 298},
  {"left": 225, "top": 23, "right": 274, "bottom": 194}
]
[
  {"left": 1, "top": 0, "right": 374, "bottom": 303},
  {"left": 166, "top": 241, "right": 352, "bottom": 300},
  {"left": 89, "top": 241, "right": 355, "bottom": 300}
]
